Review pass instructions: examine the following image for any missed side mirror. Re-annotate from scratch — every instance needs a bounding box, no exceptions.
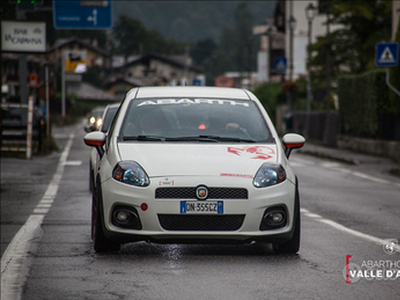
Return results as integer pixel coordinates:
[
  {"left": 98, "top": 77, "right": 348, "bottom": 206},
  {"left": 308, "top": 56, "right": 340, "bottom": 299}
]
[
  {"left": 282, "top": 133, "right": 305, "bottom": 158},
  {"left": 84, "top": 131, "right": 106, "bottom": 157}
]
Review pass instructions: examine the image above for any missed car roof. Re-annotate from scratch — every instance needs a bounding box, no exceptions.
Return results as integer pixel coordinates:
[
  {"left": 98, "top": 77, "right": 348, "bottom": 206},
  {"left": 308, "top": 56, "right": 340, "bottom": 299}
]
[
  {"left": 127, "top": 86, "right": 254, "bottom": 100},
  {"left": 104, "top": 103, "right": 120, "bottom": 110}
]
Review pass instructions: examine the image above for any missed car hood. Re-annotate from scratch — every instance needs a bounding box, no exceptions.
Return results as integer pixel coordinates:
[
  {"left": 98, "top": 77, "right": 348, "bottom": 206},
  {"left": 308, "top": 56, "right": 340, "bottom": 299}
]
[{"left": 117, "top": 143, "right": 278, "bottom": 177}]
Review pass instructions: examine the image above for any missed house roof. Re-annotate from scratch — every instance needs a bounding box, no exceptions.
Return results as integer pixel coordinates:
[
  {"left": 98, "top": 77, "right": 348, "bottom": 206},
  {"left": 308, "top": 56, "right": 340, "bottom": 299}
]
[
  {"left": 66, "top": 82, "right": 119, "bottom": 101},
  {"left": 46, "top": 37, "right": 110, "bottom": 57},
  {"left": 107, "top": 77, "right": 159, "bottom": 88},
  {"left": 115, "top": 53, "right": 203, "bottom": 73}
]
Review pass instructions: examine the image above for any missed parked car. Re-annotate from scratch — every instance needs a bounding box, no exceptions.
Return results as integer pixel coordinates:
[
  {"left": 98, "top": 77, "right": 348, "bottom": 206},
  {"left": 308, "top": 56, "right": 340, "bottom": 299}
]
[
  {"left": 89, "top": 103, "right": 120, "bottom": 192},
  {"left": 84, "top": 86, "right": 305, "bottom": 253}
]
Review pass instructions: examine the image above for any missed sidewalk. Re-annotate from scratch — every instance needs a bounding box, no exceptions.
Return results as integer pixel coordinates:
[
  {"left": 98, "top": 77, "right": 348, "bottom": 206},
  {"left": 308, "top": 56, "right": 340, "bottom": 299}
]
[{"left": 297, "top": 142, "right": 400, "bottom": 180}]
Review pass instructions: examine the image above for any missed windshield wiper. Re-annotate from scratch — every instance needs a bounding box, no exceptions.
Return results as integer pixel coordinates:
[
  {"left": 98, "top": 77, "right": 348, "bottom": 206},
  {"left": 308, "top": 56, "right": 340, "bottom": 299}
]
[
  {"left": 123, "top": 135, "right": 164, "bottom": 141},
  {"left": 165, "top": 135, "right": 257, "bottom": 143},
  {"left": 213, "top": 137, "right": 257, "bottom": 143},
  {"left": 165, "top": 135, "right": 220, "bottom": 142}
]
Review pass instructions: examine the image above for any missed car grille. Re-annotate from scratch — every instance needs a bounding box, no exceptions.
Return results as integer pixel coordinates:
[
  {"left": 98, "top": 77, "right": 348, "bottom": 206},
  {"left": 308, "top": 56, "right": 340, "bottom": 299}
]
[
  {"left": 155, "top": 187, "right": 248, "bottom": 199},
  {"left": 158, "top": 214, "right": 245, "bottom": 231}
]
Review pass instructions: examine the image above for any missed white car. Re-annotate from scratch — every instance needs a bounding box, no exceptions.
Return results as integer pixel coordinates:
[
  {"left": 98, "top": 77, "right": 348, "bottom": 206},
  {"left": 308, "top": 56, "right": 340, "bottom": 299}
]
[
  {"left": 88, "top": 103, "right": 120, "bottom": 192},
  {"left": 84, "top": 86, "right": 305, "bottom": 253}
]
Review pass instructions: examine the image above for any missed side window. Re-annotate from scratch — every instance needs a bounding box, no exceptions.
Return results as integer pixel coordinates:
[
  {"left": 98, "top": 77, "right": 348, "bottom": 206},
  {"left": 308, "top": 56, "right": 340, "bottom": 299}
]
[{"left": 105, "top": 102, "right": 124, "bottom": 152}]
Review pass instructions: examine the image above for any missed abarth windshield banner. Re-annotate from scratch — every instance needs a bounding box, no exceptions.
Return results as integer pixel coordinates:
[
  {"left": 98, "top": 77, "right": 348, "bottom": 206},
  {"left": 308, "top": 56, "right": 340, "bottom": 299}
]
[{"left": 137, "top": 98, "right": 250, "bottom": 108}]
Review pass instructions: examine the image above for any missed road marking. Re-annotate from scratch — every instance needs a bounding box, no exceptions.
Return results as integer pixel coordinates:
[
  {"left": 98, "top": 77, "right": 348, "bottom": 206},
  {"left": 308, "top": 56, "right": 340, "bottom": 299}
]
[
  {"left": 1, "top": 133, "right": 74, "bottom": 300},
  {"left": 301, "top": 208, "right": 400, "bottom": 253},
  {"left": 292, "top": 158, "right": 400, "bottom": 188},
  {"left": 63, "top": 160, "right": 82, "bottom": 166}
]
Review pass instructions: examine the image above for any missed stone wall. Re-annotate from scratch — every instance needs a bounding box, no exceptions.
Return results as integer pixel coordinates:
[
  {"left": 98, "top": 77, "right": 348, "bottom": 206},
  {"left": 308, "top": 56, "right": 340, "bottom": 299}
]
[{"left": 337, "top": 135, "right": 400, "bottom": 163}]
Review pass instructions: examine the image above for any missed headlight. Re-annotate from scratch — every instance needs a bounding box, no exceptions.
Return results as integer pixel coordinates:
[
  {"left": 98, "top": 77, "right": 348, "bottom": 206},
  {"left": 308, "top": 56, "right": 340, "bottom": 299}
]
[
  {"left": 253, "top": 163, "right": 286, "bottom": 188},
  {"left": 89, "top": 116, "right": 96, "bottom": 124},
  {"left": 96, "top": 118, "right": 103, "bottom": 128},
  {"left": 112, "top": 161, "right": 150, "bottom": 187}
]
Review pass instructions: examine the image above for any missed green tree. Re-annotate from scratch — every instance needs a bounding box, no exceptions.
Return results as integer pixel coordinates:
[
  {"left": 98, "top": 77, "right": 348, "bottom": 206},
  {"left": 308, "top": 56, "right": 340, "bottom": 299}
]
[
  {"left": 190, "top": 38, "right": 217, "bottom": 66},
  {"left": 389, "top": 19, "right": 400, "bottom": 115},
  {"left": 234, "top": 3, "right": 257, "bottom": 74},
  {"left": 311, "top": 0, "right": 392, "bottom": 81},
  {"left": 201, "top": 3, "right": 258, "bottom": 84},
  {"left": 113, "top": 15, "right": 148, "bottom": 56},
  {"left": 112, "top": 15, "right": 185, "bottom": 57}
]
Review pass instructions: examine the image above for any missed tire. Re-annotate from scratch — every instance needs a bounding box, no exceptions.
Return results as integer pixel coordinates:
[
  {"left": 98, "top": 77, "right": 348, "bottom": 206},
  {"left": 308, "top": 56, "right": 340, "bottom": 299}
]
[
  {"left": 92, "top": 181, "right": 120, "bottom": 253},
  {"left": 273, "top": 184, "right": 300, "bottom": 254},
  {"left": 89, "top": 161, "right": 94, "bottom": 193}
]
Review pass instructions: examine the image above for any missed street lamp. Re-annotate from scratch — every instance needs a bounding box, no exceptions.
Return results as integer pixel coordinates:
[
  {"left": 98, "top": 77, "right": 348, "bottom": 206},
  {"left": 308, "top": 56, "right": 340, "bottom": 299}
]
[
  {"left": 305, "top": 3, "right": 317, "bottom": 137},
  {"left": 287, "top": 15, "right": 297, "bottom": 112},
  {"left": 288, "top": 16, "right": 297, "bottom": 81}
]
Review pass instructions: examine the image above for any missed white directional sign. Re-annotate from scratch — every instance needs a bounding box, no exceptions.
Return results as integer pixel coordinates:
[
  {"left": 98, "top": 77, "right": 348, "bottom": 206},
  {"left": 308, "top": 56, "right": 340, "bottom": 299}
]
[{"left": 376, "top": 43, "right": 398, "bottom": 67}]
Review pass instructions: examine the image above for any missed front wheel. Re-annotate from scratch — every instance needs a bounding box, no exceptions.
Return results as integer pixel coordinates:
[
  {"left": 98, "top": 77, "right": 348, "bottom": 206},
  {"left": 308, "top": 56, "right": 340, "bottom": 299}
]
[
  {"left": 92, "top": 182, "right": 120, "bottom": 253},
  {"left": 273, "top": 186, "right": 300, "bottom": 254},
  {"left": 89, "top": 161, "right": 94, "bottom": 193}
]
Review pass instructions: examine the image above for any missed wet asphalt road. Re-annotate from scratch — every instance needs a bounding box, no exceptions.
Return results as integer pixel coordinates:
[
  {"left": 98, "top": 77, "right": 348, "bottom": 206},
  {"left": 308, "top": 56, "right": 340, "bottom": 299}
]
[{"left": 1, "top": 121, "right": 400, "bottom": 299}]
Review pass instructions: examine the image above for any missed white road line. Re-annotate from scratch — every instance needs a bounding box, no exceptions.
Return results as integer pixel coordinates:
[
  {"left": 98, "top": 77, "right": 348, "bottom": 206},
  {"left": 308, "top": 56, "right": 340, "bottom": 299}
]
[
  {"left": 292, "top": 159, "right": 400, "bottom": 188},
  {"left": 1, "top": 133, "right": 74, "bottom": 300},
  {"left": 301, "top": 208, "right": 400, "bottom": 253}
]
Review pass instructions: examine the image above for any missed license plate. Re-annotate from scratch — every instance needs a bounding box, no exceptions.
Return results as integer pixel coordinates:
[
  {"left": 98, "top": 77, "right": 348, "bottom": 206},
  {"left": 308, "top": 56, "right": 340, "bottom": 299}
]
[{"left": 180, "top": 201, "right": 223, "bottom": 214}]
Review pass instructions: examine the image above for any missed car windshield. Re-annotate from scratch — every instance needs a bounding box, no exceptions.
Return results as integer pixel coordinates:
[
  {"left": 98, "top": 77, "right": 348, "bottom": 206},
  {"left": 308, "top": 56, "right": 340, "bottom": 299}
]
[
  {"left": 91, "top": 108, "right": 104, "bottom": 118},
  {"left": 119, "top": 98, "right": 273, "bottom": 143}
]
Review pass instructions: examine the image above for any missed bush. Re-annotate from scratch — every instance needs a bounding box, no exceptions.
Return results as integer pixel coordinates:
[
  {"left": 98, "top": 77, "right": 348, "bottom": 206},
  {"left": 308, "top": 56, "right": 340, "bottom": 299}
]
[
  {"left": 389, "top": 20, "right": 400, "bottom": 115},
  {"left": 253, "top": 82, "right": 282, "bottom": 124}
]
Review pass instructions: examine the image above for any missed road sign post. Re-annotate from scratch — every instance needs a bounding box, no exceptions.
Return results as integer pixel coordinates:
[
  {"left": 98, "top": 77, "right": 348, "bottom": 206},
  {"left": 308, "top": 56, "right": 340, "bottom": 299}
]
[{"left": 376, "top": 42, "right": 400, "bottom": 97}]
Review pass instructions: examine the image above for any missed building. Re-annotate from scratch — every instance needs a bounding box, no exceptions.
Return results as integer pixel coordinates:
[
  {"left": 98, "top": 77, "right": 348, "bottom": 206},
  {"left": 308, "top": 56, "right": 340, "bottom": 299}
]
[
  {"left": 284, "top": 0, "right": 342, "bottom": 80},
  {"left": 111, "top": 53, "right": 204, "bottom": 88},
  {"left": 46, "top": 37, "right": 111, "bottom": 73}
]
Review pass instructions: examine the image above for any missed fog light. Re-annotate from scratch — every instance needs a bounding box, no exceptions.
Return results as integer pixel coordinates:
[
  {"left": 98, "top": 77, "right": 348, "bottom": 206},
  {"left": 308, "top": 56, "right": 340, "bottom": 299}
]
[
  {"left": 260, "top": 206, "right": 287, "bottom": 230},
  {"left": 116, "top": 211, "right": 128, "bottom": 222},
  {"left": 272, "top": 212, "right": 284, "bottom": 223},
  {"left": 112, "top": 205, "right": 142, "bottom": 229}
]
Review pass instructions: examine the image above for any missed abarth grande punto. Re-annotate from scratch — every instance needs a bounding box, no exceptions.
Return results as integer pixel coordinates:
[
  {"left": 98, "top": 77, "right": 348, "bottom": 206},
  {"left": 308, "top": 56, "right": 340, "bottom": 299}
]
[{"left": 84, "top": 86, "right": 305, "bottom": 253}]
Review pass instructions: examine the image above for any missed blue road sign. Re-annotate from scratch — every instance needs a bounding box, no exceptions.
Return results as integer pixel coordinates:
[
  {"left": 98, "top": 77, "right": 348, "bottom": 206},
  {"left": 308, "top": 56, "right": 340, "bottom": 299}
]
[
  {"left": 53, "top": 0, "right": 112, "bottom": 29},
  {"left": 192, "top": 78, "right": 203, "bottom": 86},
  {"left": 274, "top": 57, "right": 287, "bottom": 73},
  {"left": 376, "top": 43, "right": 398, "bottom": 67}
]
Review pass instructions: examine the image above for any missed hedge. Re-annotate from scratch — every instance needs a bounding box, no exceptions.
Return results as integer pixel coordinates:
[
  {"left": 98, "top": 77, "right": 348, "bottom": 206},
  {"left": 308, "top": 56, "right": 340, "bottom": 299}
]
[{"left": 337, "top": 70, "right": 390, "bottom": 138}]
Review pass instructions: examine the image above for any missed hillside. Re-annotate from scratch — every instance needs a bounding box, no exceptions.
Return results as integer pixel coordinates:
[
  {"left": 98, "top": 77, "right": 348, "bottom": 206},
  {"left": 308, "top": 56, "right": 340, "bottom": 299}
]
[{"left": 112, "top": 1, "right": 277, "bottom": 43}]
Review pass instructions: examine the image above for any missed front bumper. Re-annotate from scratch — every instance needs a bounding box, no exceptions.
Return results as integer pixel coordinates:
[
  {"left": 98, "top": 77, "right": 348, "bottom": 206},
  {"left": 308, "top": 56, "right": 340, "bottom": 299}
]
[{"left": 100, "top": 175, "right": 296, "bottom": 244}]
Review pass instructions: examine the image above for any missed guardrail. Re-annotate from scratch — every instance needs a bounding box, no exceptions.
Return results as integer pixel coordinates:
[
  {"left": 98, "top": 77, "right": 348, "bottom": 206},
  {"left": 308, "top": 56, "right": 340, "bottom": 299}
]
[{"left": 1, "top": 96, "right": 34, "bottom": 159}]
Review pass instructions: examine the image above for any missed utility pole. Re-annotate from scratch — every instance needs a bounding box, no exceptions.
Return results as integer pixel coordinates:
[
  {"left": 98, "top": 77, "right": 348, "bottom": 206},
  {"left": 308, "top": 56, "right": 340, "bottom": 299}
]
[{"left": 325, "top": 8, "right": 331, "bottom": 113}]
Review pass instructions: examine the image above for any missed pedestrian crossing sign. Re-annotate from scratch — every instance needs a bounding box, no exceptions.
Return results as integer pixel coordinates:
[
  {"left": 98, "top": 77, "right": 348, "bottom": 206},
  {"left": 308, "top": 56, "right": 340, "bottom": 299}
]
[
  {"left": 376, "top": 43, "right": 398, "bottom": 67},
  {"left": 274, "top": 57, "right": 287, "bottom": 73}
]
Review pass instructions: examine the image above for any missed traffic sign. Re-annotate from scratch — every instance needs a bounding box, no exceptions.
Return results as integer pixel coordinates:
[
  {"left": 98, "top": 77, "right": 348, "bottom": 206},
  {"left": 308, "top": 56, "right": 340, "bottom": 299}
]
[
  {"left": 376, "top": 43, "right": 398, "bottom": 67},
  {"left": 64, "top": 50, "right": 87, "bottom": 73},
  {"left": 274, "top": 57, "right": 287, "bottom": 73},
  {"left": 53, "top": 0, "right": 113, "bottom": 29}
]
